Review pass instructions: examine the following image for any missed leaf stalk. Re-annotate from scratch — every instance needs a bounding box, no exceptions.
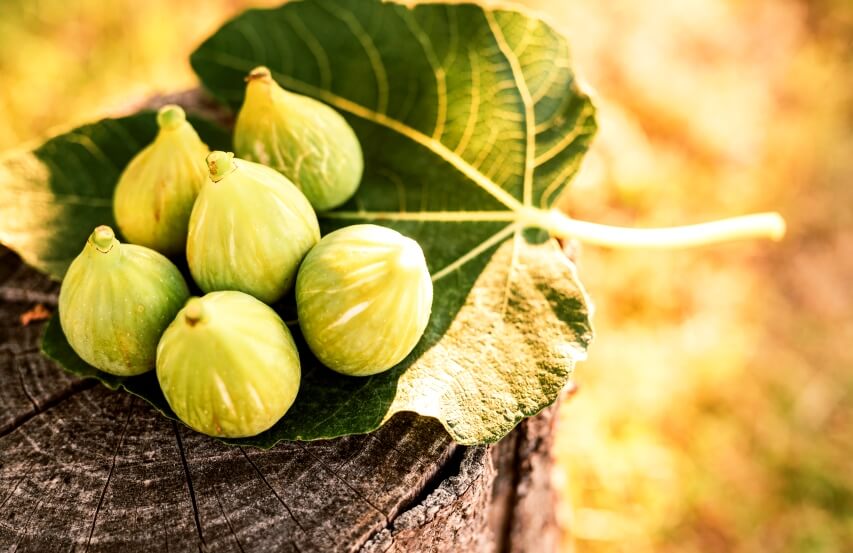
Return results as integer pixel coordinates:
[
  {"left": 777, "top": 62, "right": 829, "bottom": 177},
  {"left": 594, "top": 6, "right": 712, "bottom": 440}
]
[{"left": 521, "top": 208, "right": 786, "bottom": 249}]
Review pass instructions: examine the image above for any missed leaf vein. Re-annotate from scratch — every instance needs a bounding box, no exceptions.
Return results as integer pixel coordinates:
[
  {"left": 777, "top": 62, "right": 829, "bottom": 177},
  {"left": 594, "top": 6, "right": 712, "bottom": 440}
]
[
  {"left": 400, "top": 10, "right": 447, "bottom": 141},
  {"left": 323, "top": 1, "right": 390, "bottom": 115},
  {"left": 284, "top": 11, "right": 333, "bottom": 90},
  {"left": 453, "top": 49, "right": 481, "bottom": 158},
  {"left": 431, "top": 223, "right": 517, "bottom": 282},
  {"left": 534, "top": 102, "right": 595, "bottom": 167},
  {"left": 485, "top": 11, "right": 536, "bottom": 208},
  {"left": 321, "top": 210, "right": 518, "bottom": 222}
]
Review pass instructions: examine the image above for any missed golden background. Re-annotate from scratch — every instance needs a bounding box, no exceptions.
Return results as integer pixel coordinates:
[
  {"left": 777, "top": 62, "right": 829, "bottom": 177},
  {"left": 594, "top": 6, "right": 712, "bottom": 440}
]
[{"left": 1, "top": 0, "right": 850, "bottom": 551}]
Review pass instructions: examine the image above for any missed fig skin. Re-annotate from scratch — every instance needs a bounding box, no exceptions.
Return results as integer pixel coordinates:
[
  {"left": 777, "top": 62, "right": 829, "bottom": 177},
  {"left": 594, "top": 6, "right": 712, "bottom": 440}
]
[
  {"left": 58, "top": 225, "right": 190, "bottom": 376},
  {"left": 234, "top": 66, "right": 364, "bottom": 211},
  {"left": 113, "top": 105, "right": 210, "bottom": 255},
  {"left": 296, "top": 224, "right": 433, "bottom": 377},
  {"left": 156, "top": 291, "right": 301, "bottom": 438},
  {"left": 187, "top": 151, "right": 320, "bottom": 304}
]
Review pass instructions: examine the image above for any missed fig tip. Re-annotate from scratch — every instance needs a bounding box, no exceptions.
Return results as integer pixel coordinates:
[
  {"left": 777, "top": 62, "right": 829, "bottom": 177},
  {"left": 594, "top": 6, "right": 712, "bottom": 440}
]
[
  {"left": 184, "top": 297, "right": 206, "bottom": 326},
  {"left": 157, "top": 104, "right": 186, "bottom": 130},
  {"left": 91, "top": 225, "right": 115, "bottom": 251},
  {"left": 246, "top": 66, "right": 272, "bottom": 82},
  {"left": 206, "top": 151, "right": 236, "bottom": 181}
]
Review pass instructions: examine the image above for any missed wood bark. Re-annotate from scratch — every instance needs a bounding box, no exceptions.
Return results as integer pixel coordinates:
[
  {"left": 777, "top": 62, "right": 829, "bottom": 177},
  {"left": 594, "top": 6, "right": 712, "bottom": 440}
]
[{"left": 0, "top": 248, "right": 562, "bottom": 552}]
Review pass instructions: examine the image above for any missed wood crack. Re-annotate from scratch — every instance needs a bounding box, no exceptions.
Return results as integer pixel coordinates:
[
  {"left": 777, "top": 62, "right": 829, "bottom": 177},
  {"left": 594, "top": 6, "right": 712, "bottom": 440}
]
[
  {"left": 332, "top": 434, "right": 374, "bottom": 471},
  {"left": 295, "top": 442, "right": 388, "bottom": 522},
  {"left": 399, "top": 443, "right": 466, "bottom": 523},
  {"left": 239, "top": 448, "right": 310, "bottom": 536},
  {"left": 0, "top": 379, "right": 94, "bottom": 439},
  {"left": 354, "top": 443, "right": 465, "bottom": 552},
  {"left": 213, "top": 483, "right": 246, "bottom": 553},
  {"left": 13, "top": 356, "right": 39, "bottom": 412},
  {"left": 496, "top": 423, "right": 525, "bottom": 553},
  {"left": 369, "top": 433, "right": 405, "bottom": 460},
  {"left": 84, "top": 400, "right": 135, "bottom": 552},
  {"left": 173, "top": 421, "right": 207, "bottom": 551},
  {"left": 0, "top": 461, "right": 33, "bottom": 512},
  {"left": 9, "top": 482, "right": 54, "bottom": 553}
]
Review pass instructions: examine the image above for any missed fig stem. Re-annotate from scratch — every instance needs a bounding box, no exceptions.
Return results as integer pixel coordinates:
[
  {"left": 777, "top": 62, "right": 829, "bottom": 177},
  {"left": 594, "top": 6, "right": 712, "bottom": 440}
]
[
  {"left": 91, "top": 225, "right": 115, "bottom": 252},
  {"left": 184, "top": 298, "right": 206, "bottom": 326},
  {"left": 207, "top": 151, "right": 236, "bottom": 182},
  {"left": 529, "top": 208, "right": 786, "bottom": 249},
  {"left": 156, "top": 105, "right": 186, "bottom": 130},
  {"left": 246, "top": 66, "right": 272, "bottom": 82}
]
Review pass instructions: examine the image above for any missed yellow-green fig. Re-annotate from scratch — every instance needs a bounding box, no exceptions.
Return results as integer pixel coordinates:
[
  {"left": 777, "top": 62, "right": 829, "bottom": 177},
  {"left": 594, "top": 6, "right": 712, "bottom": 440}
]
[
  {"left": 187, "top": 151, "right": 320, "bottom": 304},
  {"left": 296, "top": 224, "right": 433, "bottom": 377},
  {"left": 156, "top": 291, "right": 301, "bottom": 438},
  {"left": 58, "top": 225, "right": 190, "bottom": 376},
  {"left": 113, "top": 105, "right": 210, "bottom": 255},
  {"left": 234, "top": 66, "right": 363, "bottom": 211}
]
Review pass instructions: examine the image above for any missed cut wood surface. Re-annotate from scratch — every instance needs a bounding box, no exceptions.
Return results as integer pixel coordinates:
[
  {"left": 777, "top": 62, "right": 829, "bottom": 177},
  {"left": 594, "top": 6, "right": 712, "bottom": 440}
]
[{"left": 0, "top": 248, "right": 562, "bottom": 552}]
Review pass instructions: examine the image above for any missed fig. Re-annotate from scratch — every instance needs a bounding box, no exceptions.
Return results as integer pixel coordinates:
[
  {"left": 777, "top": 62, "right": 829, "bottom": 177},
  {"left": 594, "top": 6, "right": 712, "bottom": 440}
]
[
  {"left": 295, "top": 224, "right": 433, "bottom": 377},
  {"left": 187, "top": 151, "right": 320, "bottom": 304},
  {"left": 156, "top": 291, "right": 301, "bottom": 438},
  {"left": 113, "top": 105, "right": 210, "bottom": 255},
  {"left": 58, "top": 225, "right": 190, "bottom": 376},
  {"left": 234, "top": 66, "right": 363, "bottom": 211}
]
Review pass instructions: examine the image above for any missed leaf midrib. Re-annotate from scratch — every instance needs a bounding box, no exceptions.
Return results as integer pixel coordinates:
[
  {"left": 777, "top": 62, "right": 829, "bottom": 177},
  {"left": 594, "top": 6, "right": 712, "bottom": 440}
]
[
  {"left": 288, "top": 72, "right": 525, "bottom": 213},
  {"left": 195, "top": 5, "right": 538, "bottom": 221}
]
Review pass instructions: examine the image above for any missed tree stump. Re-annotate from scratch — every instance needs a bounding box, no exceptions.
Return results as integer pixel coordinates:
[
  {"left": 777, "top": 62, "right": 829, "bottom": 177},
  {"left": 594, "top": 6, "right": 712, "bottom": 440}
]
[{"left": 0, "top": 247, "right": 562, "bottom": 552}]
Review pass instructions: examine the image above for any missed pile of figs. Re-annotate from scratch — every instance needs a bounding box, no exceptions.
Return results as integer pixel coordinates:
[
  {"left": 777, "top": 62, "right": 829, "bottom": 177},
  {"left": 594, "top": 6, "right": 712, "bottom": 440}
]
[{"left": 58, "top": 67, "right": 433, "bottom": 438}]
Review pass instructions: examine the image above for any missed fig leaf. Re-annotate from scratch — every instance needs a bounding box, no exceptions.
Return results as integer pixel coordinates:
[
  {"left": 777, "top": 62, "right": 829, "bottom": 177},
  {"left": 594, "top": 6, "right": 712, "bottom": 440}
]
[{"left": 10, "top": 0, "right": 596, "bottom": 445}]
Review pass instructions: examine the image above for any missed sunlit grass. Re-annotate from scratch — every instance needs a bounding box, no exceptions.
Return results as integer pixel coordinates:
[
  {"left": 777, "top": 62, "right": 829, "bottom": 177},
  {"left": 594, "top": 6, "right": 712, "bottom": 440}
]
[
  {"left": 0, "top": 0, "right": 280, "bottom": 151},
  {"left": 544, "top": 0, "right": 853, "bottom": 551}
]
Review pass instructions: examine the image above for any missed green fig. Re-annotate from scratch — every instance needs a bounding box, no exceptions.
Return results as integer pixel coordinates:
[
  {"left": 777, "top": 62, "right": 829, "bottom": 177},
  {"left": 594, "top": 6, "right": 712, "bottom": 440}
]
[
  {"left": 234, "top": 66, "right": 363, "bottom": 211},
  {"left": 113, "top": 105, "right": 210, "bottom": 255},
  {"left": 296, "top": 224, "right": 433, "bottom": 377},
  {"left": 156, "top": 291, "right": 301, "bottom": 438},
  {"left": 187, "top": 151, "right": 320, "bottom": 304},
  {"left": 58, "top": 225, "right": 190, "bottom": 376}
]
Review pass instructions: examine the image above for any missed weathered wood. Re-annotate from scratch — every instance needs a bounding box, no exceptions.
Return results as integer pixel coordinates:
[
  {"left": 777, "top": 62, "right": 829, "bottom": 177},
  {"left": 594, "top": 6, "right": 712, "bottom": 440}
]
[{"left": 0, "top": 225, "right": 561, "bottom": 550}]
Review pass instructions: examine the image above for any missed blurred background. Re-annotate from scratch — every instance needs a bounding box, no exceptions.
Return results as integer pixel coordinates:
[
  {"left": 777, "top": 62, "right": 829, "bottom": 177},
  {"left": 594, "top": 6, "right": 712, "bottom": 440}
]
[{"left": 1, "top": 0, "right": 850, "bottom": 551}]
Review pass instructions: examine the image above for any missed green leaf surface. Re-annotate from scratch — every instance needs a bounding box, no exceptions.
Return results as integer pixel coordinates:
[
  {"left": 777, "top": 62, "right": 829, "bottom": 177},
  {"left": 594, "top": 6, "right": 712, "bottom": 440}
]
[
  {"left": 10, "top": 0, "right": 597, "bottom": 446},
  {"left": 0, "top": 113, "right": 231, "bottom": 280}
]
